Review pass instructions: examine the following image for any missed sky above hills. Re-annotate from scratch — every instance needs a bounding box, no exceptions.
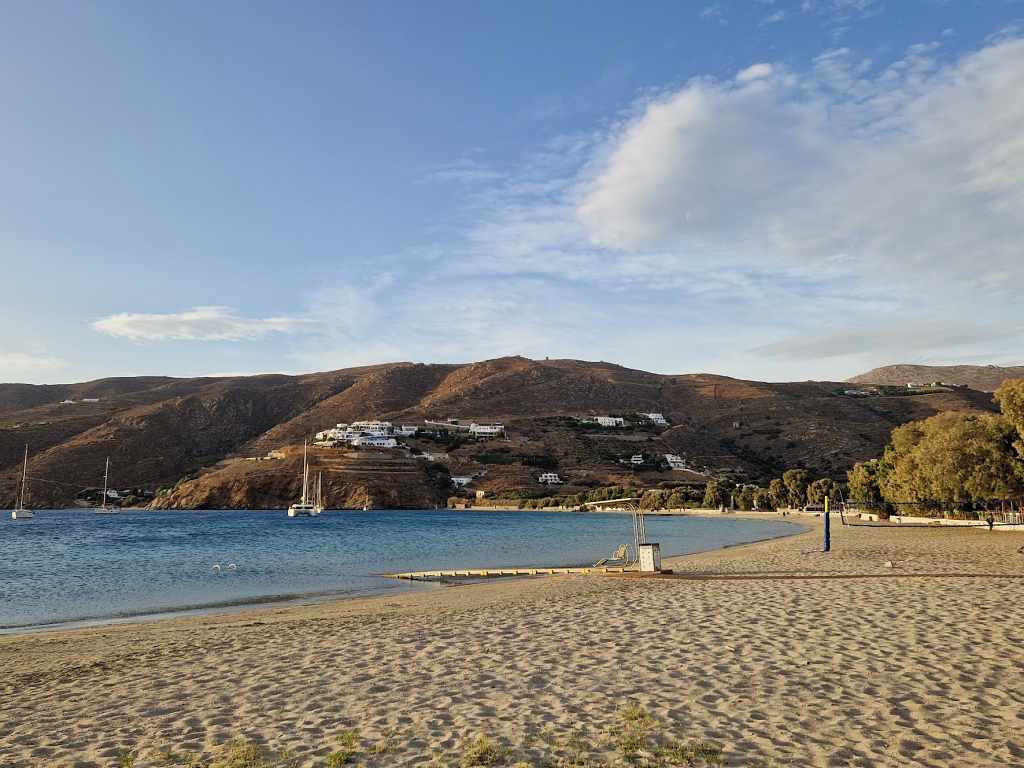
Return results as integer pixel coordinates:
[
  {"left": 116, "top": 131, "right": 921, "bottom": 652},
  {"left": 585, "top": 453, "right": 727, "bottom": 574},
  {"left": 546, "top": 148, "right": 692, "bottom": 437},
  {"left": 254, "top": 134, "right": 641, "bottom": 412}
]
[{"left": 2, "top": 0, "right": 1022, "bottom": 384}]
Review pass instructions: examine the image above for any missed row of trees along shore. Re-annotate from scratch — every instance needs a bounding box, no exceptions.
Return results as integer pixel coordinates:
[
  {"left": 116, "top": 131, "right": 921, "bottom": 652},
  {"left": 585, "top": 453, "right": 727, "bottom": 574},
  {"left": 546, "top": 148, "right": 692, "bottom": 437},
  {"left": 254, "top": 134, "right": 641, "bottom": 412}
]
[
  {"left": 513, "top": 469, "right": 843, "bottom": 512},
  {"left": 492, "top": 381, "right": 1024, "bottom": 517},
  {"left": 848, "top": 380, "right": 1024, "bottom": 517}
]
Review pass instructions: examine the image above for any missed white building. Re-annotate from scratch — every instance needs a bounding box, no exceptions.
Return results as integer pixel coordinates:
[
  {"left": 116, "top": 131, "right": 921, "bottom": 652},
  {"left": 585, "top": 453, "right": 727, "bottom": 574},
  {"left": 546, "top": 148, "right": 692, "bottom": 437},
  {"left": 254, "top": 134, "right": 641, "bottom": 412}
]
[
  {"left": 415, "top": 452, "right": 449, "bottom": 462},
  {"left": 642, "top": 412, "right": 668, "bottom": 425},
  {"left": 594, "top": 416, "right": 626, "bottom": 427},
  {"left": 469, "top": 423, "right": 505, "bottom": 438},
  {"left": 60, "top": 399, "right": 76, "bottom": 404},
  {"left": 451, "top": 476, "right": 473, "bottom": 487},
  {"left": 82, "top": 398, "right": 100, "bottom": 403},
  {"left": 630, "top": 454, "right": 644, "bottom": 465},
  {"left": 538, "top": 472, "right": 563, "bottom": 484},
  {"left": 351, "top": 435, "right": 397, "bottom": 448},
  {"left": 664, "top": 454, "right": 688, "bottom": 471},
  {"left": 350, "top": 420, "right": 392, "bottom": 436},
  {"left": 395, "top": 425, "right": 418, "bottom": 437}
]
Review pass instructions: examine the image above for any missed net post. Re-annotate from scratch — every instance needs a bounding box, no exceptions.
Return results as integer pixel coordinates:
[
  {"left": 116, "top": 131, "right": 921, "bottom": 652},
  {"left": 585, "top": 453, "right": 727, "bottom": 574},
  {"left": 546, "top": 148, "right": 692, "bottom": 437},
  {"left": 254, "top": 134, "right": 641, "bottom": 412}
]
[{"left": 823, "top": 495, "right": 831, "bottom": 552}]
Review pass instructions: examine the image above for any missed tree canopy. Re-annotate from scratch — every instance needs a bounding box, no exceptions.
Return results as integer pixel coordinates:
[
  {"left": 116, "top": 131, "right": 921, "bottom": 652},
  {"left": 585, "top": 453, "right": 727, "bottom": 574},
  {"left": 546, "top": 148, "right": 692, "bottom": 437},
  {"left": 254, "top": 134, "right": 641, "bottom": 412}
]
[{"left": 878, "top": 411, "right": 1024, "bottom": 505}]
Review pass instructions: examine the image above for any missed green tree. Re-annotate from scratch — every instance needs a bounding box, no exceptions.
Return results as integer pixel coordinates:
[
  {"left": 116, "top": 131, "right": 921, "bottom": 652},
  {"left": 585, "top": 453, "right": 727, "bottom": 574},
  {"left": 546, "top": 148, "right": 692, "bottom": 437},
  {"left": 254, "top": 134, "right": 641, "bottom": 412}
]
[
  {"left": 735, "top": 485, "right": 756, "bottom": 511},
  {"left": 666, "top": 490, "right": 686, "bottom": 509},
  {"left": 807, "top": 478, "right": 838, "bottom": 505},
  {"left": 848, "top": 460, "right": 884, "bottom": 506},
  {"left": 879, "top": 411, "right": 1024, "bottom": 507},
  {"left": 782, "top": 469, "right": 811, "bottom": 508},
  {"left": 767, "top": 478, "right": 786, "bottom": 509},
  {"left": 995, "top": 379, "right": 1024, "bottom": 455},
  {"left": 640, "top": 489, "right": 668, "bottom": 510},
  {"left": 754, "top": 486, "right": 775, "bottom": 511},
  {"left": 703, "top": 480, "right": 726, "bottom": 508}
]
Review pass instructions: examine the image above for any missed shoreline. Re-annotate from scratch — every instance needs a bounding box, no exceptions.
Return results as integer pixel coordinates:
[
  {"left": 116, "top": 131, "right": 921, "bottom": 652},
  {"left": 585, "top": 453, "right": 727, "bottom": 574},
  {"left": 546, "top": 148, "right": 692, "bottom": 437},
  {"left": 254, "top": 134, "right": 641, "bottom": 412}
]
[
  {"left": 0, "top": 516, "right": 808, "bottom": 639},
  {"left": 5, "top": 521, "right": 1024, "bottom": 766}
]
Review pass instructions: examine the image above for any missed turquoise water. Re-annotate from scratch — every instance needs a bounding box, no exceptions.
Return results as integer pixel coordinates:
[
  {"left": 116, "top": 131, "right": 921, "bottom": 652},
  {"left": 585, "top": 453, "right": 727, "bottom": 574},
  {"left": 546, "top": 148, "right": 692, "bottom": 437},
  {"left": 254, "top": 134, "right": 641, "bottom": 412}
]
[{"left": 0, "top": 509, "right": 801, "bottom": 631}]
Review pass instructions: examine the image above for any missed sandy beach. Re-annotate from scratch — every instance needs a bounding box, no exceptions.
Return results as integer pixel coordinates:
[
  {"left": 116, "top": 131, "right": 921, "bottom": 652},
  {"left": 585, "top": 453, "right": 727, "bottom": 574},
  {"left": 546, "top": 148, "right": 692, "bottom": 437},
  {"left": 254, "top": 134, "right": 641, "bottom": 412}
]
[{"left": 3, "top": 519, "right": 1024, "bottom": 767}]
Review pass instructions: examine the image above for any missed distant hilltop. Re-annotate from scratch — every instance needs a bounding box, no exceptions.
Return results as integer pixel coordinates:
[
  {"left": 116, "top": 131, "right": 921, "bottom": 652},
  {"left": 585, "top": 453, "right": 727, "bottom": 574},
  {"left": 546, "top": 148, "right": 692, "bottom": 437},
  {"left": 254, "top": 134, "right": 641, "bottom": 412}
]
[
  {"left": 848, "top": 364, "right": 1024, "bottom": 393},
  {"left": 0, "top": 356, "right": 999, "bottom": 508}
]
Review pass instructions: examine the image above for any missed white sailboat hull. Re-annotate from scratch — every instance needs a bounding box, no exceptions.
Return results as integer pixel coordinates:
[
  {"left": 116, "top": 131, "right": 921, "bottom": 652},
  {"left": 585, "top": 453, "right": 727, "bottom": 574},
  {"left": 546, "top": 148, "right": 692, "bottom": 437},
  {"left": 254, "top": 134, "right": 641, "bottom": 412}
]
[
  {"left": 95, "top": 509, "right": 120, "bottom": 515},
  {"left": 287, "top": 503, "right": 316, "bottom": 517},
  {"left": 11, "top": 509, "right": 33, "bottom": 520}
]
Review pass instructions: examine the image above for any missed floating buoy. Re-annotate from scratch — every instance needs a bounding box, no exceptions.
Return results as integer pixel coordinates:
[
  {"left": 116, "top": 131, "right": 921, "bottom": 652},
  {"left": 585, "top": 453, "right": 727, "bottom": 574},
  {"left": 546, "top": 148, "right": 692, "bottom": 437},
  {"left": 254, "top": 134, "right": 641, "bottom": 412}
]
[
  {"left": 211, "top": 563, "right": 222, "bottom": 574},
  {"left": 227, "top": 563, "right": 237, "bottom": 572}
]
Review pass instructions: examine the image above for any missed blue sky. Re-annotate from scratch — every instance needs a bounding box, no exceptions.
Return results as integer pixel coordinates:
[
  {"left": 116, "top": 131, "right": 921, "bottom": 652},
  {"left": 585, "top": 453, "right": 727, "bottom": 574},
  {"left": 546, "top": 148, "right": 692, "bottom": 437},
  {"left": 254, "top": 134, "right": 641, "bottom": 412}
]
[{"left": 2, "top": 0, "right": 1022, "bottom": 384}]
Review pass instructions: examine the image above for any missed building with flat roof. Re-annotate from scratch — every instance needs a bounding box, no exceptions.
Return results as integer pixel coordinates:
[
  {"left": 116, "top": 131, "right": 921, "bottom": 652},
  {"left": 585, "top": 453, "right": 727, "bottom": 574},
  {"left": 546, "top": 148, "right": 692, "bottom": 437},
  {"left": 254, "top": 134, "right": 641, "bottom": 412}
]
[{"left": 469, "top": 423, "right": 505, "bottom": 437}]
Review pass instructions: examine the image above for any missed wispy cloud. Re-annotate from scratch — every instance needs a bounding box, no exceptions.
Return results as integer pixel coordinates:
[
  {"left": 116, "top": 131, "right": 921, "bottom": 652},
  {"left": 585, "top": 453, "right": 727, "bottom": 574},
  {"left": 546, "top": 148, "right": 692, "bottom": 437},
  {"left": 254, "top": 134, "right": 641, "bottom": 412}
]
[
  {"left": 760, "top": 9, "right": 787, "bottom": 25},
  {"left": 290, "top": 32, "right": 1024, "bottom": 380},
  {"left": 699, "top": 3, "right": 727, "bottom": 24},
  {"left": 0, "top": 351, "right": 68, "bottom": 381},
  {"left": 93, "top": 306, "right": 316, "bottom": 342}
]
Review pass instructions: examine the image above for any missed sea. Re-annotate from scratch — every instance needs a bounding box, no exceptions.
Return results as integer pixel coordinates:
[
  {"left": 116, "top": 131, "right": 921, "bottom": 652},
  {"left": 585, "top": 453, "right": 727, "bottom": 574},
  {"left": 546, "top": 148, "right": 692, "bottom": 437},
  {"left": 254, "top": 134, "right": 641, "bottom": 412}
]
[{"left": 0, "top": 509, "right": 803, "bottom": 632}]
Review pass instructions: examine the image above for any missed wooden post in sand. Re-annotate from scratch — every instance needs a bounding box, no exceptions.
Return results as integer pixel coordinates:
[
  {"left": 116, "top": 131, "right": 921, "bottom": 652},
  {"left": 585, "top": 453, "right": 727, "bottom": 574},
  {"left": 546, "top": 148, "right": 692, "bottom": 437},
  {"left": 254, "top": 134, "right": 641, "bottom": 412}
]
[{"left": 823, "top": 496, "right": 831, "bottom": 552}]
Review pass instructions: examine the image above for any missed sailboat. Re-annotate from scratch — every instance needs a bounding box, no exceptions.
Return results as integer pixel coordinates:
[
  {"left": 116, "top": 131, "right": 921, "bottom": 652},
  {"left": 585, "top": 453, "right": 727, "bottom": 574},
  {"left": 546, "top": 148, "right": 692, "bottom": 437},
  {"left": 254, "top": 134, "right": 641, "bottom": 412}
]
[
  {"left": 10, "top": 445, "right": 33, "bottom": 520},
  {"left": 287, "top": 442, "right": 317, "bottom": 517},
  {"left": 313, "top": 471, "right": 325, "bottom": 515},
  {"left": 95, "top": 457, "right": 119, "bottom": 515}
]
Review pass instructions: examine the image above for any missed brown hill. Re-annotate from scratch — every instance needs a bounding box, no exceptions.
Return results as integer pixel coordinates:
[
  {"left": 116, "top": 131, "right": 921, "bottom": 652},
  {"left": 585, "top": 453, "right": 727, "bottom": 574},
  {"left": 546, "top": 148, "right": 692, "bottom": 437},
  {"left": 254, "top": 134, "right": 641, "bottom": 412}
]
[
  {"left": 849, "top": 364, "right": 1024, "bottom": 392},
  {"left": 0, "top": 357, "right": 997, "bottom": 509}
]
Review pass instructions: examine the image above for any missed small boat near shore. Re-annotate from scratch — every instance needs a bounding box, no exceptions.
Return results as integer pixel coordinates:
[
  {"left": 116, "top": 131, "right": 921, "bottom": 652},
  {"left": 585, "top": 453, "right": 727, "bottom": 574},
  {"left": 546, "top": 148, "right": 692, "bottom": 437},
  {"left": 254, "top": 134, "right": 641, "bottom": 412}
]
[
  {"left": 95, "top": 457, "right": 119, "bottom": 515},
  {"left": 10, "top": 445, "right": 33, "bottom": 520},
  {"left": 288, "top": 443, "right": 319, "bottom": 517}
]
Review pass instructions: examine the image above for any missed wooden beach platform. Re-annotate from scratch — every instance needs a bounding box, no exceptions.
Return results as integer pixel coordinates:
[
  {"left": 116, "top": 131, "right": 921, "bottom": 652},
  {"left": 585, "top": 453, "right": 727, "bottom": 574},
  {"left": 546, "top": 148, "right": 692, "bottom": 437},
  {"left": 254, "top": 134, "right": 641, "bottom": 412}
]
[
  {"left": 384, "top": 566, "right": 628, "bottom": 580},
  {"left": 383, "top": 565, "right": 676, "bottom": 580}
]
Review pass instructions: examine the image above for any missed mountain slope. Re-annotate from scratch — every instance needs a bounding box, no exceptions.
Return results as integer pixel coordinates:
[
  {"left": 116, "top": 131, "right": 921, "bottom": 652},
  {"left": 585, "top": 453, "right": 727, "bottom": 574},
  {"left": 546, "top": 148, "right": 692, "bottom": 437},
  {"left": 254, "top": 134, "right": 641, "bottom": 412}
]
[
  {"left": 0, "top": 357, "right": 997, "bottom": 508},
  {"left": 849, "top": 364, "right": 1024, "bottom": 392}
]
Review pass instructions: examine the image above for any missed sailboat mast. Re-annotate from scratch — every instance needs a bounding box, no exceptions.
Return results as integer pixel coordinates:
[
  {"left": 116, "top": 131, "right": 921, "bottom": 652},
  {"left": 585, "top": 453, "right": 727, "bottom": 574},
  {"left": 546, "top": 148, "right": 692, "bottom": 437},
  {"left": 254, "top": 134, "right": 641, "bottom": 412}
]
[
  {"left": 101, "top": 457, "right": 109, "bottom": 510},
  {"left": 301, "top": 442, "right": 309, "bottom": 504},
  {"left": 18, "top": 445, "right": 28, "bottom": 510}
]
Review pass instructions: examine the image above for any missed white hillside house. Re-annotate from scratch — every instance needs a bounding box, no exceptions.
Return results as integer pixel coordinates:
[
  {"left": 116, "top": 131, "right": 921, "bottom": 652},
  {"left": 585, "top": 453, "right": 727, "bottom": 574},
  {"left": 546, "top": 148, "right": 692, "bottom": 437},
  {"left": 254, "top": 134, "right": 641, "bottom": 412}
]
[
  {"left": 664, "top": 454, "right": 688, "bottom": 470},
  {"left": 594, "top": 416, "right": 626, "bottom": 427},
  {"left": 451, "top": 476, "right": 473, "bottom": 488},
  {"left": 469, "top": 423, "right": 505, "bottom": 438},
  {"left": 642, "top": 412, "right": 668, "bottom": 425},
  {"left": 415, "top": 451, "right": 449, "bottom": 462},
  {"left": 350, "top": 420, "right": 392, "bottom": 435},
  {"left": 630, "top": 454, "right": 644, "bottom": 465},
  {"left": 351, "top": 435, "right": 397, "bottom": 448},
  {"left": 538, "top": 472, "right": 563, "bottom": 485}
]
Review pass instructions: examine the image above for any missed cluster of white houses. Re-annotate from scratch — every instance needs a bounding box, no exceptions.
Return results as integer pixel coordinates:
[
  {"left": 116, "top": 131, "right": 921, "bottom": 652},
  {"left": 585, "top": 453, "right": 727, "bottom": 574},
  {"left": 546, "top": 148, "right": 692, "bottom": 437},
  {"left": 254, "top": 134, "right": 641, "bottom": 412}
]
[
  {"left": 314, "top": 420, "right": 417, "bottom": 449},
  {"left": 584, "top": 413, "right": 668, "bottom": 427},
  {"left": 314, "top": 419, "right": 506, "bottom": 450},
  {"left": 424, "top": 419, "right": 507, "bottom": 438}
]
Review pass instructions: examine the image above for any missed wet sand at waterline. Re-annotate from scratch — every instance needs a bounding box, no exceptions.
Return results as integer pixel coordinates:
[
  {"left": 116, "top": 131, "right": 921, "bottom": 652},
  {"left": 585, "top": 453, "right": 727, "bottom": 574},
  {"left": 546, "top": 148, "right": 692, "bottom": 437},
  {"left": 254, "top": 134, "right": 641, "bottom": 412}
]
[{"left": 3, "top": 520, "right": 1024, "bottom": 766}]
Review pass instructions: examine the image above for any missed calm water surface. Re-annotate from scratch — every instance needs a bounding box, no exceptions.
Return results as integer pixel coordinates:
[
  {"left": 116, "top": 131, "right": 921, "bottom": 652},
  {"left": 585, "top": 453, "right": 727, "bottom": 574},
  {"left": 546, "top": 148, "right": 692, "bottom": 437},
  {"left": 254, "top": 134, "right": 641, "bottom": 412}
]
[{"left": 0, "top": 509, "right": 802, "bottom": 631}]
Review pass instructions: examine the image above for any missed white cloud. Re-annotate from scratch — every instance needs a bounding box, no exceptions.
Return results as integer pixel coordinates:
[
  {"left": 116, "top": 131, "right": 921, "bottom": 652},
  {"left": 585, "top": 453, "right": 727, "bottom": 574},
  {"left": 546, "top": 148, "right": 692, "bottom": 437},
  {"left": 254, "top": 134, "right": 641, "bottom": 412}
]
[
  {"left": 93, "top": 306, "right": 316, "bottom": 342},
  {"left": 736, "top": 62, "right": 776, "bottom": 81},
  {"left": 753, "top": 319, "right": 1024, "bottom": 361},
  {"left": 699, "top": 3, "right": 727, "bottom": 24},
  {"left": 0, "top": 351, "right": 68, "bottom": 382},
  {"left": 760, "top": 10, "right": 787, "bottom": 25},
  {"left": 576, "top": 36, "right": 1024, "bottom": 299},
  {"left": 273, "top": 33, "right": 1024, "bottom": 382}
]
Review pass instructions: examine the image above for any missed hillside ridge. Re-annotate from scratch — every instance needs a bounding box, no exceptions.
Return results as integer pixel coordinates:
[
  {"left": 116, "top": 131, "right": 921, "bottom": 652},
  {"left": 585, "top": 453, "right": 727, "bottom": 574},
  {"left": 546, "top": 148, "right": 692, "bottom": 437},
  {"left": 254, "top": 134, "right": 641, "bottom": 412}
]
[
  {"left": 849, "top": 363, "right": 1024, "bottom": 392},
  {"left": 1, "top": 356, "right": 998, "bottom": 508}
]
